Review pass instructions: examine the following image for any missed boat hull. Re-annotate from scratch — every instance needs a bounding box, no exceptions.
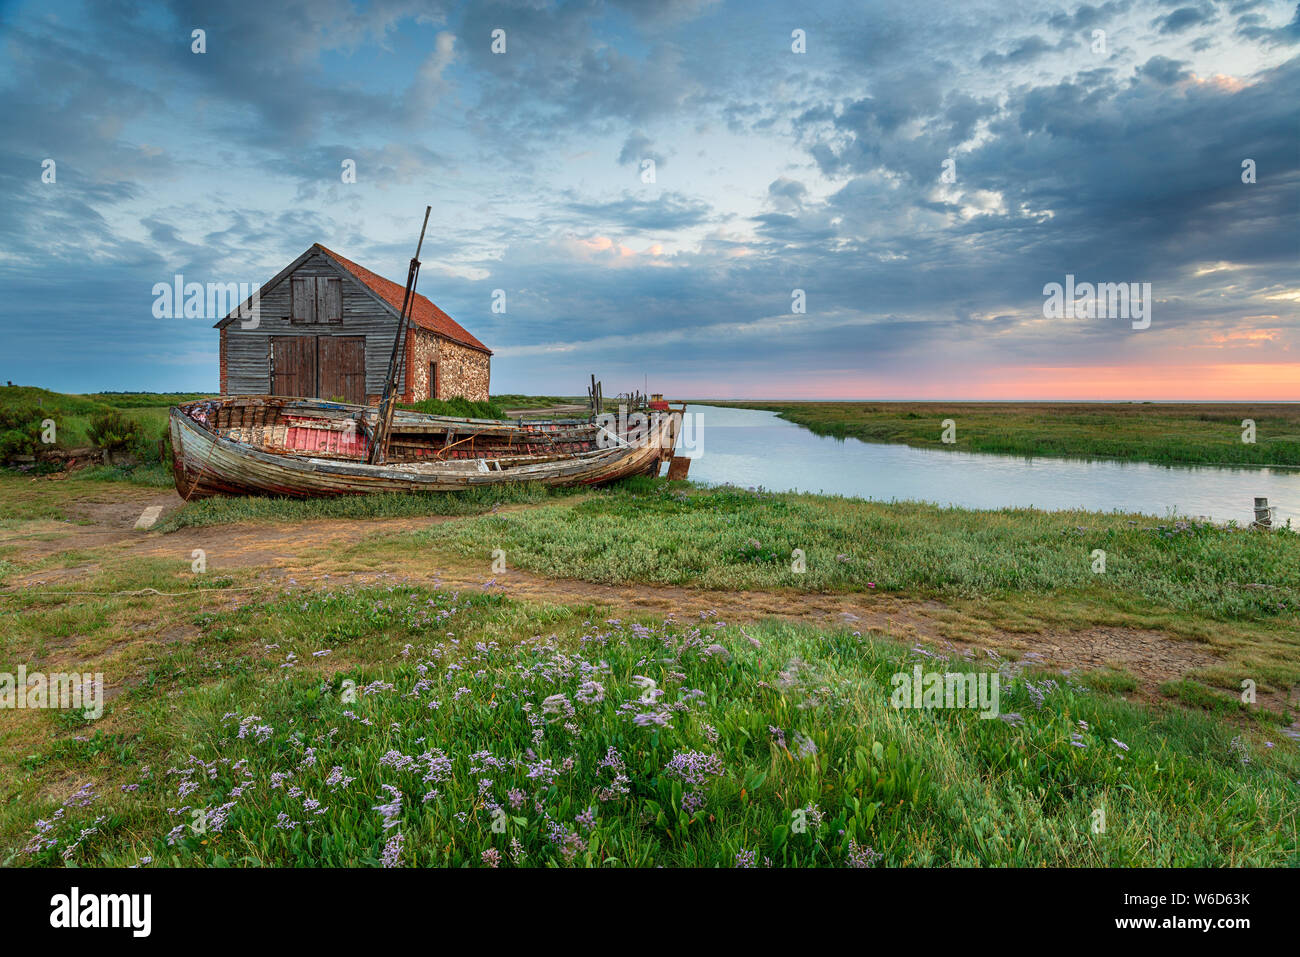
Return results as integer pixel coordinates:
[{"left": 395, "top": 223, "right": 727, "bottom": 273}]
[{"left": 169, "top": 399, "right": 678, "bottom": 499}]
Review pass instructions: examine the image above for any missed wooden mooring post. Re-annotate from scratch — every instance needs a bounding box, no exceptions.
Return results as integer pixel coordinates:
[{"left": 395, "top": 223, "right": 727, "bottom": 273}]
[{"left": 1253, "top": 497, "right": 1273, "bottom": 529}]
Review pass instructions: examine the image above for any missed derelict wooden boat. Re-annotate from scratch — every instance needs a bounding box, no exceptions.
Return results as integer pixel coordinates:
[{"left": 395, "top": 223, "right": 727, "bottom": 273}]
[{"left": 169, "top": 395, "right": 681, "bottom": 499}]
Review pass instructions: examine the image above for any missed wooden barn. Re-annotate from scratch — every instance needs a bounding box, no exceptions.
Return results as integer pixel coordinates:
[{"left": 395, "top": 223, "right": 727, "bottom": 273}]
[{"left": 214, "top": 244, "right": 490, "bottom": 405}]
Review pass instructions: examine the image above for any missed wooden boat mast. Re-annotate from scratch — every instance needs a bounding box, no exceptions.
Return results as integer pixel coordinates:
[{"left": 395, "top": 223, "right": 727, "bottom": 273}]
[{"left": 368, "top": 205, "right": 432, "bottom": 465}]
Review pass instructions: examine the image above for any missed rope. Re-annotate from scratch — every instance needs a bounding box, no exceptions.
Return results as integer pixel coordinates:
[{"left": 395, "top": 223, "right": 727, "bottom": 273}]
[
  {"left": 435, "top": 431, "right": 487, "bottom": 460},
  {"left": 0, "top": 585, "right": 265, "bottom": 599}
]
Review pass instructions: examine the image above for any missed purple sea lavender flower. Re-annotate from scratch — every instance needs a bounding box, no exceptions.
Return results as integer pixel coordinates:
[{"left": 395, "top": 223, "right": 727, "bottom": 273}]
[
  {"left": 559, "top": 830, "right": 587, "bottom": 864},
  {"left": 419, "top": 750, "right": 454, "bottom": 785},
  {"left": 381, "top": 831, "right": 404, "bottom": 868},
  {"left": 575, "top": 680, "right": 605, "bottom": 705},
  {"left": 801, "top": 802, "right": 825, "bottom": 829},
  {"left": 681, "top": 791, "right": 707, "bottom": 815},
  {"left": 379, "top": 750, "right": 416, "bottom": 772},
  {"left": 325, "top": 767, "right": 356, "bottom": 791},
  {"left": 663, "top": 750, "right": 724, "bottom": 788},
  {"left": 596, "top": 772, "right": 630, "bottom": 802},
  {"left": 847, "top": 840, "right": 883, "bottom": 868},
  {"left": 526, "top": 759, "right": 560, "bottom": 785},
  {"left": 632, "top": 711, "right": 672, "bottom": 728},
  {"left": 63, "top": 782, "right": 97, "bottom": 808},
  {"left": 372, "top": 785, "right": 403, "bottom": 830},
  {"left": 541, "top": 693, "right": 574, "bottom": 720}
]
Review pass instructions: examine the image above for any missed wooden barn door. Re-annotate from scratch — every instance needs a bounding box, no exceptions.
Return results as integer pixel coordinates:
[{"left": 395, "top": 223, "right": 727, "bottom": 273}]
[
  {"left": 270, "top": 336, "right": 365, "bottom": 402},
  {"left": 270, "top": 336, "right": 316, "bottom": 398},
  {"left": 319, "top": 337, "right": 366, "bottom": 404}
]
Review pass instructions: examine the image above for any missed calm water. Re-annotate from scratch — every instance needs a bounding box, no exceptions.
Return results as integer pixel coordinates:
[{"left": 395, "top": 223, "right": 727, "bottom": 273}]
[{"left": 676, "top": 405, "right": 1300, "bottom": 525}]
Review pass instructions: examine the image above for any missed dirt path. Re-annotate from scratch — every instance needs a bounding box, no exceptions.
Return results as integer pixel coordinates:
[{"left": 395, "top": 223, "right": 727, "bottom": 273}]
[{"left": 0, "top": 483, "right": 1225, "bottom": 689}]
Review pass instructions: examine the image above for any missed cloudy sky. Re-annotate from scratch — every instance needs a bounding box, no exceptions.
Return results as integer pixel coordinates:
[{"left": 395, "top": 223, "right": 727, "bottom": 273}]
[{"left": 2, "top": 0, "right": 1297, "bottom": 399}]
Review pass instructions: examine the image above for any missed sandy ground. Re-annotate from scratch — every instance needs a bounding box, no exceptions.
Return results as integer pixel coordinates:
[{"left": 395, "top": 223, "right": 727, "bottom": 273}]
[{"left": 0, "top": 483, "right": 1239, "bottom": 695}]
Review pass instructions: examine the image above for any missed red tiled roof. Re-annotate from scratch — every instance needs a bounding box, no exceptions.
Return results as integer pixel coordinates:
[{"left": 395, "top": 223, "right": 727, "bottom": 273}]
[{"left": 314, "top": 244, "right": 491, "bottom": 354}]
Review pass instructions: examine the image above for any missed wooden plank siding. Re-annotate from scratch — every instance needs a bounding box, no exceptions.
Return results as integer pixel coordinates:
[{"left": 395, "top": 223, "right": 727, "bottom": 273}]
[
  {"left": 318, "top": 336, "right": 366, "bottom": 404},
  {"left": 269, "top": 336, "right": 316, "bottom": 399},
  {"left": 221, "top": 251, "right": 410, "bottom": 399}
]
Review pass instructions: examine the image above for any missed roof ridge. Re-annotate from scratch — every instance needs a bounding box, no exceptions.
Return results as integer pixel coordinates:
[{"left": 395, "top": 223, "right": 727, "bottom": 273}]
[{"left": 313, "top": 243, "right": 491, "bottom": 355}]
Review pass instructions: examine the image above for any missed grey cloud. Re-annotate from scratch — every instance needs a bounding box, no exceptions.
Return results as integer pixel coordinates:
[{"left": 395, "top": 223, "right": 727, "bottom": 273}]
[
  {"left": 1047, "top": 1, "right": 1134, "bottom": 32},
  {"left": 565, "top": 191, "right": 712, "bottom": 231},
  {"left": 980, "top": 35, "right": 1055, "bottom": 67},
  {"left": 1137, "top": 54, "right": 1191, "bottom": 83},
  {"left": 618, "top": 132, "right": 666, "bottom": 168},
  {"left": 1153, "top": 4, "right": 1217, "bottom": 33}
]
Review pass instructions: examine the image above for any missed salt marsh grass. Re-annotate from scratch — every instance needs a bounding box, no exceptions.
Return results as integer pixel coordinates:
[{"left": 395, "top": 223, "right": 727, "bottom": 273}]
[
  {"left": 715, "top": 401, "right": 1300, "bottom": 468},
  {"left": 5, "top": 583, "right": 1296, "bottom": 867}
]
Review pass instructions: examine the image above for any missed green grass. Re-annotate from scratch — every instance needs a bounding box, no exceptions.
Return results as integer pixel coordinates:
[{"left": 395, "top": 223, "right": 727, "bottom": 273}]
[
  {"left": 3, "top": 582, "right": 1296, "bottom": 867},
  {"left": 156, "top": 482, "right": 592, "bottom": 531},
  {"left": 1, "top": 387, "right": 204, "bottom": 489},
  {"left": 491, "top": 394, "right": 577, "bottom": 411},
  {"left": 75, "top": 463, "right": 175, "bottom": 487},
  {"left": 405, "top": 480, "right": 1300, "bottom": 621},
  {"left": 709, "top": 401, "right": 1300, "bottom": 468},
  {"left": 83, "top": 392, "right": 211, "bottom": 409},
  {"left": 0, "top": 471, "right": 171, "bottom": 525},
  {"left": 2, "top": 478, "right": 1297, "bottom": 867},
  {"left": 143, "top": 475, "right": 1300, "bottom": 689},
  {"left": 401, "top": 395, "right": 587, "bottom": 419},
  {"left": 401, "top": 395, "right": 507, "bottom": 419},
  {"left": 0, "top": 386, "right": 208, "bottom": 451},
  {"left": 347, "top": 478, "right": 1300, "bottom": 694}
]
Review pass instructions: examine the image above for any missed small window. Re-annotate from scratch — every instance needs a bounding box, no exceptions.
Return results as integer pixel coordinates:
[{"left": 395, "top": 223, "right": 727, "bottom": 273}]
[{"left": 291, "top": 277, "right": 342, "bottom": 323}]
